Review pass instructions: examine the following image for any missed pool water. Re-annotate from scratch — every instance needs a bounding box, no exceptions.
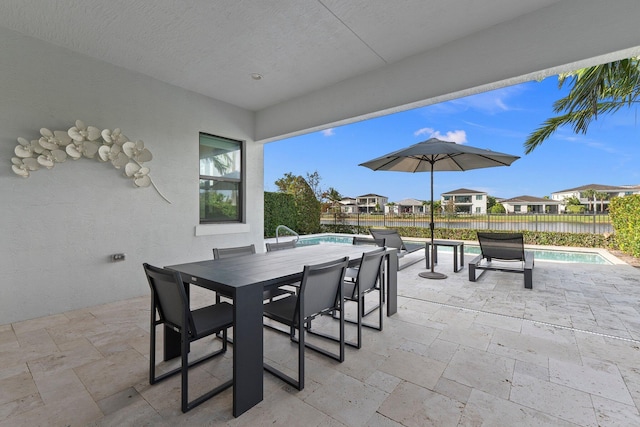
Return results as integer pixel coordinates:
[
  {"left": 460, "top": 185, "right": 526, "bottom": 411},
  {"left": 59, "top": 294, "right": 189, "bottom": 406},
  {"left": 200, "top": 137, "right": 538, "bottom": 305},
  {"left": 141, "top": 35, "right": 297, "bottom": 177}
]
[
  {"left": 297, "top": 235, "right": 355, "bottom": 246},
  {"left": 296, "top": 235, "right": 612, "bottom": 265}
]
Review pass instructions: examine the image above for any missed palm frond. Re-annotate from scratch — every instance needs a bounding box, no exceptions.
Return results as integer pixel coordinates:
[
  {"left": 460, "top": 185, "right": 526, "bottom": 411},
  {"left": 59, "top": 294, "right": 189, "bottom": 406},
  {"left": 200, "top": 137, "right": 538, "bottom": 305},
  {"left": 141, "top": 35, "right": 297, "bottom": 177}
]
[{"left": 526, "top": 57, "right": 640, "bottom": 152}]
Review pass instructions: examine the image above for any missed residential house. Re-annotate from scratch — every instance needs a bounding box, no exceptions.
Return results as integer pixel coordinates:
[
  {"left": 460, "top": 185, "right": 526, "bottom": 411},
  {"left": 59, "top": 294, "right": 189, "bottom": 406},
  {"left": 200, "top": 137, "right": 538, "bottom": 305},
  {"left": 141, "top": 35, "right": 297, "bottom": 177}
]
[
  {"left": 500, "top": 195, "right": 561, "bottom": 214},
  {"left": 551, "top": 184, "right": 640, "bottom": 213},
  {"left": 338, "top": 197, "right": 358, "bottom": 214},
  {"left": 386, "top": 198, "right": 426, "bottom": 214},
  {"left": 2, "top": 2, "right": 637, "bottom": 326},
  {"left": 357, "top": 194, "right": 388, "bottom": 213},
  {"left": 441, "top": 189, "right": 488, "bottom": 214}
]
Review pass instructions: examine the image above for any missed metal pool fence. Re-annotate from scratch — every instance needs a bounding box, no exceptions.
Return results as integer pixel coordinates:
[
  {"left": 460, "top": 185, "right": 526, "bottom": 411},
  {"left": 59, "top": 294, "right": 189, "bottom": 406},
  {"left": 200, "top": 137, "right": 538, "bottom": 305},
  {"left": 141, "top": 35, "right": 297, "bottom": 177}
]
[{"left": 320, "top": 212, "right": 613, "bottom": 234}]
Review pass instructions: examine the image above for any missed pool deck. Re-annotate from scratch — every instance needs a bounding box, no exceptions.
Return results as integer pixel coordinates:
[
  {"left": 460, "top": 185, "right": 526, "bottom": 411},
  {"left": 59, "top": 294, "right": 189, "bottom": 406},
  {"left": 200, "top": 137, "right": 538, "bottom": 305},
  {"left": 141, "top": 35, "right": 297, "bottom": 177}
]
[{"left": 2, "top": 244, "right": 640, "bottom": 425}]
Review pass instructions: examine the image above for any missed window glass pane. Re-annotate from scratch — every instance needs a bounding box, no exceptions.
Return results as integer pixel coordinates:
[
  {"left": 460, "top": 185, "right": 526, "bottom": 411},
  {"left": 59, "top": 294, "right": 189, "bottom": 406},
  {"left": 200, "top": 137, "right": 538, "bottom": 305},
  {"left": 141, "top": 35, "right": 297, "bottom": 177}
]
[
  {"left": 199, "top": 133, "right": 243, "bottom": 223},
  {"left": 199, "top": 134, "right": 241, "bottom": 178},
  {"left": 200, "top": 179, "right": 240, "bottom": 222}
]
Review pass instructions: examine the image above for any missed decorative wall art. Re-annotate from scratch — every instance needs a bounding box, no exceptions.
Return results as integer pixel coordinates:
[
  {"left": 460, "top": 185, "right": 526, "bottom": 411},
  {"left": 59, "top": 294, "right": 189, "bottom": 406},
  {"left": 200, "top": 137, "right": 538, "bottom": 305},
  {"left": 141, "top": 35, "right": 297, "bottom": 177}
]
[{"left": 11, "top": 120, "right": 170, "bottom": 203}]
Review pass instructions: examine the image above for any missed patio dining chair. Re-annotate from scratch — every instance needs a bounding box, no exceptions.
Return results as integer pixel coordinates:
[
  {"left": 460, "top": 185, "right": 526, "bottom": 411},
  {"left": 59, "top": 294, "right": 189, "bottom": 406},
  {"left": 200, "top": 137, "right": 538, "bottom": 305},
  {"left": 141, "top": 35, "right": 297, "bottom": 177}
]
[
  {"left": 213, "top": 244, "right": 292, "bottom": 301},
  {"left": 316, "top": 247, "right": 386, "bottom": 349},
  {"left": 143, "top": 263, "right": 233, "bottom": 413},
  {"left": 265, "top": 239, "right": 301, "bottom": 293},
  {"left": 345, "top": 236, "right": 386, "bottom": 301},
  {"left": 265, "top": 240, "right": 297, "bottom": 251},
  {"left": 262, "top": 256, "right": 349, "bottom": 390}
]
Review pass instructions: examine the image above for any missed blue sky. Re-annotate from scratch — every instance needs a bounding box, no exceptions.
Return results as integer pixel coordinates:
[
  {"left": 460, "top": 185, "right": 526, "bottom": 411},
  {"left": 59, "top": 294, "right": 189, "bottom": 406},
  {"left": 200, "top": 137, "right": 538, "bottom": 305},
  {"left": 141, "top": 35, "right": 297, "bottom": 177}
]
[{"left": 264, "top": 76, "right": 640, "bottom": 202}]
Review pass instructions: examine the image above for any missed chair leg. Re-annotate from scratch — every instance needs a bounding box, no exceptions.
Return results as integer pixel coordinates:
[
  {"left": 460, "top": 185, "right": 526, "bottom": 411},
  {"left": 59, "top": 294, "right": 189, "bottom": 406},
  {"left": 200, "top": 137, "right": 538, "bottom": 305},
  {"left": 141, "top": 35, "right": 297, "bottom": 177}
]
[
  {"left": 355, "top": 296, "right": 363, "bottom": 349},
  {"left": 298, "top": 324, "right": 305, "bottom": 390},
  {"left": 377, "top": 286, "right": 384, "bottom": 331},
  {"left": 181, "top": 333, "right": 189, "bottom": 413},
  {"left": 149, "top": 299, "right": 157, "bottom": 384},
  {"left": 339, "top": 302, "right": 345, "bottom": 362}
]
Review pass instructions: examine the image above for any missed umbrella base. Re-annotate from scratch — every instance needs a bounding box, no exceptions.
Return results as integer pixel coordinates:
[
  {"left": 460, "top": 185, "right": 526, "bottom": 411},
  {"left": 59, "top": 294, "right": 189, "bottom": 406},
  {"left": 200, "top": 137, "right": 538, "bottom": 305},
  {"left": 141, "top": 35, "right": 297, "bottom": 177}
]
[{"left": 419, "top": 271, "right": 447, "bottom": 280}]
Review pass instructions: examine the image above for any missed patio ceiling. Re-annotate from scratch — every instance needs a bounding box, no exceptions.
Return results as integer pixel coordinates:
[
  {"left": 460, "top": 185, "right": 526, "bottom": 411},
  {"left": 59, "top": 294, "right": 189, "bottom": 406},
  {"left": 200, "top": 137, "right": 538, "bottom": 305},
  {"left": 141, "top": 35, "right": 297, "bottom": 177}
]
[{"left": 2, "top": 0, "right": 640, "bottom": 142}]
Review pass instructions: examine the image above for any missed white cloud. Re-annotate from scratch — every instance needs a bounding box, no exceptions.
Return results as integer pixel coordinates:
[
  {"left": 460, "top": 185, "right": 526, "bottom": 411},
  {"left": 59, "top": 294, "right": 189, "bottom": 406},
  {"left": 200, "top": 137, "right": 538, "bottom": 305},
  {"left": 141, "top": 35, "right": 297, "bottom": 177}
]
[
  {"left": 414, "top": 127, "right": 467, "bottom": 144},
  {"left": 322, "top": 128, "right": 335, "bottom": 136}
]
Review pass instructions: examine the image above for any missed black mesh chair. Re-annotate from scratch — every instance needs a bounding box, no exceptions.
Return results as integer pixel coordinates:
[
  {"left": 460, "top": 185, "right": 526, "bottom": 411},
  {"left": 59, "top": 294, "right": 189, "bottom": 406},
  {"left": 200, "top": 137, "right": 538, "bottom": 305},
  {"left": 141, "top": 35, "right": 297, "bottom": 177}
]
[
  {"left": 262, "top": 256, "right": 349, "bottom": 390},
  {"left": 213, "top": 244, "right": 292, "bottom": 301},
  {"left": 265, "top": 240, "right": 301, "bottom": 293},
  {"left": 143, "top": 263, "right": 233, "bottom": 413},
  {"left": 345, "top": 236, "right": 385, "bottom": 290},
  {"left": 469, "top": 232, "right": 534, "bottom": 289},
  {"left": 341, "top": 247, "right": 386, "bottom": 348},
  {"left": 265, "top": 240, "right": 297, "bottom": 251},
  {"left": 212, "top": 244, "right": 256, "bottom": 259}
]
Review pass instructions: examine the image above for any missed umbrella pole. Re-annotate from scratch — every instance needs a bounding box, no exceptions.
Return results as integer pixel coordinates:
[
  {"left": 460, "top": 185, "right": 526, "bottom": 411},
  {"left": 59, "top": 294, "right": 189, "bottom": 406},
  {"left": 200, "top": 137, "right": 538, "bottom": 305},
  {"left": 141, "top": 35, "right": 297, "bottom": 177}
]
[{"left": 419, "top": 161, "right": 447, "bottom": 280}]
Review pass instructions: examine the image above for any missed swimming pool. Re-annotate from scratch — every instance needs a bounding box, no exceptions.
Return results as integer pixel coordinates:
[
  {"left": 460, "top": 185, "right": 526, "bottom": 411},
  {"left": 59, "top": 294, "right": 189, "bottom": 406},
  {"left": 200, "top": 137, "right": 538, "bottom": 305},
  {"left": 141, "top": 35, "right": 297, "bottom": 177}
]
[{"left": 295, "top": 234, "right": 614, "bottom": 265}]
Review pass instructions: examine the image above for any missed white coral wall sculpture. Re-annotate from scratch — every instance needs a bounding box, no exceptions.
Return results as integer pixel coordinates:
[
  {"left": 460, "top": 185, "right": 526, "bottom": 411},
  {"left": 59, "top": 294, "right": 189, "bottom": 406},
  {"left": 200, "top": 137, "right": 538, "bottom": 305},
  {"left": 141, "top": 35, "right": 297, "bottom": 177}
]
[{"left": 11, "top": 120, "right": 170, "bottom": 203}]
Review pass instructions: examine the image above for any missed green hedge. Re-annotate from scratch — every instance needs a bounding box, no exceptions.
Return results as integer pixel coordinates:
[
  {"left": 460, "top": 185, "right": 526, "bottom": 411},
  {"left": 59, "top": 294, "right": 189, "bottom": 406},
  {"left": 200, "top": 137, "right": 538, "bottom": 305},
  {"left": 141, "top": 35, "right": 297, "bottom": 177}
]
[
  {"left": 264, "top": 190, "right": 321, "bottom": 237},
  {"left": 319, "top": 224, "right": 615, "bottom": 248},
  {"left": 264, "top": 192, "right": 297, "bottom": 237},
  {"left": 610, "top": 195, "right": 640, "bottom": 257}
]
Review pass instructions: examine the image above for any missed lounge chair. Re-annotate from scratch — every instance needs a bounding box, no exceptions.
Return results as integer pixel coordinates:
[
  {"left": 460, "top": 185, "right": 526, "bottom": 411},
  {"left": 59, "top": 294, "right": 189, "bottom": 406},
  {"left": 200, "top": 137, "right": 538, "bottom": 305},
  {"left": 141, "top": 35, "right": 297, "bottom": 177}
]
[
  {"left": 468, "top": 232, "right": 534, "bottom": 289},
  {"left": 369, "top": 228, "right": 424, "bottom": 270}
]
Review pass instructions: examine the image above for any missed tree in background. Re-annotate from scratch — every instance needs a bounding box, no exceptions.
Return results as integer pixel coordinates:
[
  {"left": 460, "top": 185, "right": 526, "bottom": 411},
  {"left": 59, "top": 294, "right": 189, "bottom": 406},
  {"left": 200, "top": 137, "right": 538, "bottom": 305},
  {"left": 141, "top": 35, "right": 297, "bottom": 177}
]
[
  {"left": 305, "top": 170, "right": 323, "bottom": 201},
  {"left": 444, "top": 198, "right": 456, "bottom": 216},
  {"left": 274, "top": 172, "right": 321, "bottom": 234},
  {"left": 386, "top": 201, "right": 396, "bottom": 214},
  {"left": 487, "top": 196, "right": 497, "bottom": 211},
  {"left": 322, "top": 187, "right": 342, "bottom": 213},
  {"left": 582, "top": 189, "right": 596, "bottom": 212},
  {"left": 564, "top": 196, "right": 585, "bottom": 214},
  {"left": 489, "top": 203, "right": 506, "bottom": 214},
  {"left": 525, "top": 57, "right": 640, "bottom": 153},
  {"left": 595, "top": 191, "right": 609, "bottom": 213}
]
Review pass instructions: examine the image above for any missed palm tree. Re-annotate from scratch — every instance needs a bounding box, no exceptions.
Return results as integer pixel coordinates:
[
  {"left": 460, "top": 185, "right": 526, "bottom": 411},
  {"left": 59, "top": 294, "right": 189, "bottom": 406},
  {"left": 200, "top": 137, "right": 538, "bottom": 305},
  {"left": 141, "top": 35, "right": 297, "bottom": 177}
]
[
  {"left": 524, "top": 57, "right": 640, "bottom": 153},
  {"left": 322, "top": 187, "right": 342, "bottom": 214},
  {"left": 582, "top": 189, "right": 596, "bottom": 212},
  {"left": 594, "top": 191, "right": 609, "bottom": 213},
  {"left": 386, "top": 201, "right": 397, "bottom": 215},
  {"left": 421, "top": 200, "right": 430, "bottom": 214}
]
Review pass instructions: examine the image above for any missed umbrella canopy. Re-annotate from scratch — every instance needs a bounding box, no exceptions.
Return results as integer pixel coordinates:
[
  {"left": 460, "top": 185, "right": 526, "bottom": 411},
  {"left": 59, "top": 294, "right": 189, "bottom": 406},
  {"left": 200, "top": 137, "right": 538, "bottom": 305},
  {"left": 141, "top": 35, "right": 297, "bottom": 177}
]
[
  {"left": 359, "top": 138, "right": 520, "bottom": 279},
  {"left": 359, "top": 138, "right": 519, "bottom": 173}
]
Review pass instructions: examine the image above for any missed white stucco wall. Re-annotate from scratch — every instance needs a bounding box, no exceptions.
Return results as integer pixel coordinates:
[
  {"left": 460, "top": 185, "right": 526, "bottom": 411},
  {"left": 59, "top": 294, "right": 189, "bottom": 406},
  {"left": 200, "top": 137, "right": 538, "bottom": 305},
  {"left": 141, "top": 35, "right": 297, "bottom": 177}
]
[
  {"left": 0, "top": 28, "right": 262, "bottom": 324},
  {"left": 472, "top": 196, "right": 487, "bottom": 215}
]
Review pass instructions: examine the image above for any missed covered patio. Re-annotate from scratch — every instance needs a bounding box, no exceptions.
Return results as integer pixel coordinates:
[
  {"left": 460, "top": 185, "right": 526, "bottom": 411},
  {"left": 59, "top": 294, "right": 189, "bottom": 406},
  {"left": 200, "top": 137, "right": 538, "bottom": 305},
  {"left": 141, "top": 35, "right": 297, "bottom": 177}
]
[
  {"left": 3, "top": 255, "right": 640, "bottom": 426},
  {"left": 3, "top": 2, "right": 640, "bottom": 425}
]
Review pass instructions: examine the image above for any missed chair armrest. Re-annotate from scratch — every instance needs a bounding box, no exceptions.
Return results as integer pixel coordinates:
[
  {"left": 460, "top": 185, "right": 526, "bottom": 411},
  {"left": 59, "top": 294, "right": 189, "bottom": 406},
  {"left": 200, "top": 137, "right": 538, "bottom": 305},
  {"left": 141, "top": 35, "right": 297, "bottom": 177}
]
[{"left": 469, "top": 254, "right": 483, "bottom": 266}]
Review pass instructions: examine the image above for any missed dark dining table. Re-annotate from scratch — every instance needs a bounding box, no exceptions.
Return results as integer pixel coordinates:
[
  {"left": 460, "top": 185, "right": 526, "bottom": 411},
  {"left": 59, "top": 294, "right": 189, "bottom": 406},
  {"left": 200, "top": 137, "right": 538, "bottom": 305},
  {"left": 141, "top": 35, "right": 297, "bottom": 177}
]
[{"left": 165, "top": 243, "right": 398, "bottom": 417}]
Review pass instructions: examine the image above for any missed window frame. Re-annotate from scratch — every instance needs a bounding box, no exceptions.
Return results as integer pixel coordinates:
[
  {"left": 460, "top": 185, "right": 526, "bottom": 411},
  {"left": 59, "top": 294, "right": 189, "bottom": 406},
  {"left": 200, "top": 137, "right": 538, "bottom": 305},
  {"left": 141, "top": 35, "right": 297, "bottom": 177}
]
[{"left": 198, "top": 132, "right": 245, "bottom": 224}]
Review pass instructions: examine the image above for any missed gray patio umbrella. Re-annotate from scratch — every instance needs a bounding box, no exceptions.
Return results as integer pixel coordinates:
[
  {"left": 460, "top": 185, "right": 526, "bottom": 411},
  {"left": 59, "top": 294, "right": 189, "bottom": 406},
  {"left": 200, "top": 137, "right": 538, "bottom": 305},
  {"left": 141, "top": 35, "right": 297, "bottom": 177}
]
[{"left": 359, "top": 138, "right": 520, "bottom": 279}]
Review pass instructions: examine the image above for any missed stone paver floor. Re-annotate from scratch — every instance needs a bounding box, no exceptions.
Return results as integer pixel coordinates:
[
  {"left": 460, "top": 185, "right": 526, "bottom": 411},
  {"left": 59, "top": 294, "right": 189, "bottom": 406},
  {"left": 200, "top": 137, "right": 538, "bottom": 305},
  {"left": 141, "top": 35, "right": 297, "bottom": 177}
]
[{"left": 2, "top": 249, "right": 640, "bottom": 426}]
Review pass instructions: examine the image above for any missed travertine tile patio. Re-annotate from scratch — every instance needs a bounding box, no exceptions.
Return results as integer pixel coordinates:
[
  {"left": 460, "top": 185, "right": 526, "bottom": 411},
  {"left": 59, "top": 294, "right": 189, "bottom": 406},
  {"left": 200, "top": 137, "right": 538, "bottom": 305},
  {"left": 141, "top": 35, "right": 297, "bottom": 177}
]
[{"left": 2, "top": 250, "right": 640, "bottom": 426}]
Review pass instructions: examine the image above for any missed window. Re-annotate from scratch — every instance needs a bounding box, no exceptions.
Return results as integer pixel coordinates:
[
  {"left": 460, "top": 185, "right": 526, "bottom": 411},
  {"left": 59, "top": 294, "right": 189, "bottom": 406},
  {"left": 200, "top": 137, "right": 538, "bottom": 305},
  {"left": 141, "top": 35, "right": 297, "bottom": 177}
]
[
  {"left": 514, "top": 205, "right": 521, "bottom": 212},
  {"left": 199, "top": 133, "right": 243, "bottom": 223},
  {"left": 476, "top": 195, "right": 483, "bottom": 200},
  {"left": 475, "top": 207, "right": 481, "bottom": 213}
]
